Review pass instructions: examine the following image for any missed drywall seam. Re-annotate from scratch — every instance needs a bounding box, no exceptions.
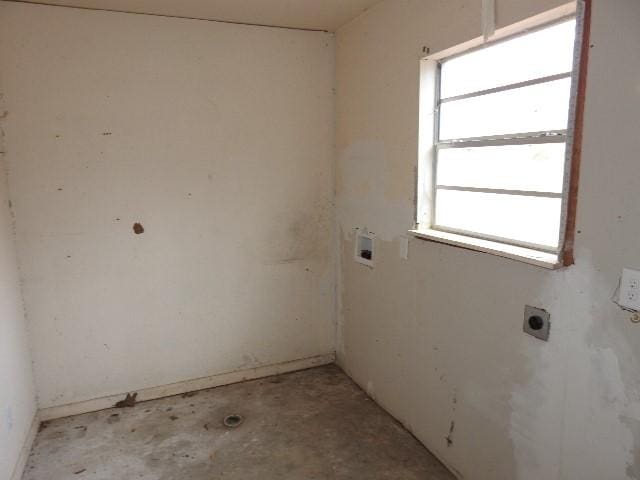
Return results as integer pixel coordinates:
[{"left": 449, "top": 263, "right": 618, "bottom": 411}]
[
  {"left": 5, "top": 0, "right": 330, "bottom": 32},
  {"left": 38, "top": 353, "right": 335, "bottom": 421},
  {"left": 9, "top": 413, "right": 39, "bottom": 480}
]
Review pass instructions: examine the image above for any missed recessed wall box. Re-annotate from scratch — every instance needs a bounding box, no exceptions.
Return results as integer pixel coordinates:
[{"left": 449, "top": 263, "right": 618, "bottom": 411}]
[
  {"left": 354, "top": 229, "right": 375, "bottom": 268},
  {"left": 524, "top": 305, "right": 550, "bottom": 341}
]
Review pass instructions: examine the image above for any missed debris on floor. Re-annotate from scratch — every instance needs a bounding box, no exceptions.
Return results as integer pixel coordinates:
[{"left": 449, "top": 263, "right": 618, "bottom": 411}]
[{"left": 114, "top": 392, "right": 138, "bottom": 408}]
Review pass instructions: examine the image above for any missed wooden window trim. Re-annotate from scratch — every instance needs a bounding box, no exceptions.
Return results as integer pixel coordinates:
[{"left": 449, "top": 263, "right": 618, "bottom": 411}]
[{"left": 562, "top": 0, "right": 592, "bottom": 266}]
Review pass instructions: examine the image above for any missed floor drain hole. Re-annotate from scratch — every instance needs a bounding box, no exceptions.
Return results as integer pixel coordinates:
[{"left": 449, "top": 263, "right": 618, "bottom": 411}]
[{"left": 223, "top": 414, "right": 244, "bottom": 428}]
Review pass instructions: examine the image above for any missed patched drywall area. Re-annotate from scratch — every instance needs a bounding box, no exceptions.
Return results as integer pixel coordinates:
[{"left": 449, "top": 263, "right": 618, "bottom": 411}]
[
  {"left": 0, "top": 1, "right": 335, "bottom": 409},
  {"left": 336, "top": 1, "right": 640, "bottom": 479},
  {"left": 0, "top": 100, "right": 37, "bottom": 477}
]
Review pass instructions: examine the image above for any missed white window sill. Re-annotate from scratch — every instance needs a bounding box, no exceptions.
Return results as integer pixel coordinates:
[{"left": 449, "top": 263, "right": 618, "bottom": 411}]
[{"left": 408, "top": 228, "right": 561, "bottom": 270}]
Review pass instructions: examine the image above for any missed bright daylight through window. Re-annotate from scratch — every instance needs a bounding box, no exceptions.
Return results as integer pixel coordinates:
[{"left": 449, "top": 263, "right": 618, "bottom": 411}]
[{"left": 419, "top": 18, "right": 580, "bottom": 263}]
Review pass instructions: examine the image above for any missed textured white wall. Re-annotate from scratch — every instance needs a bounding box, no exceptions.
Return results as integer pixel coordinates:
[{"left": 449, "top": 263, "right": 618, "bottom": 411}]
[
  {"left": 336, "top": 0, "right": 640, "bottom": 479},
  {"left": 0, "top": 1, "right": 336, "bottom": 409},
  {"left": 0, "top": 106, "right": 36, "bottom": 480}
]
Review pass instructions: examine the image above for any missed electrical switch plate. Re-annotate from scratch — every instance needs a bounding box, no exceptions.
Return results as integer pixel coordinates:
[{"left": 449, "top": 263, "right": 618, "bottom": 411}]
[{"left": 619, "top": 268, "right": 640, "bottom": 311}]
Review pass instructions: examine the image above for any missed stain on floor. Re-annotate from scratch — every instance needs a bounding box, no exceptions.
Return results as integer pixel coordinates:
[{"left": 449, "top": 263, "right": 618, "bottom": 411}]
[
  {"left": 22, "top": 365, "right": 454, "bottom": 480},
  {"left": 114, "top": 392, "right": 138, "bottom": 409}
]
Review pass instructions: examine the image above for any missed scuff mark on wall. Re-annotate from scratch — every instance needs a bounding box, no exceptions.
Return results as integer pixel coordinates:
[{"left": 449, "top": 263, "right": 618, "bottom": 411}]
[
  {"left": 446, "top": 390, "right": 457, "bottom": 448},
  {"left": 446, "top": 420, "right": 455, "bottom": 447}
]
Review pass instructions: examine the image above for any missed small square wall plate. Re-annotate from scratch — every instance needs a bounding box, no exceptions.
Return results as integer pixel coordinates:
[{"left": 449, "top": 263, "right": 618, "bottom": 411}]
[{"left": 524, "top": 305, "right": 550, "bottom": 341}]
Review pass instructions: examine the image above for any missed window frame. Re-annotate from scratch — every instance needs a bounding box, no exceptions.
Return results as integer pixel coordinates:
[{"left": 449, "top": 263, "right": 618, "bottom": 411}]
[{"left": 411, "top": 0, "right": 591, "bottom": 269}]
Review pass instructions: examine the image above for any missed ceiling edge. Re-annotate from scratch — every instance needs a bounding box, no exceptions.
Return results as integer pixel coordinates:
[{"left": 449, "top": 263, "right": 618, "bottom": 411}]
[{"left": 7, "top": 0, "right": 332, "bottom": 32}]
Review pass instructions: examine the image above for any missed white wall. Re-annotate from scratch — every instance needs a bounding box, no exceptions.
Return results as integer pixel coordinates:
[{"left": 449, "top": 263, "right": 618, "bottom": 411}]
[
  {"left": 336, "top": 1, "right": 640, "bottom": 479},
  {"left": 0, "top": 1, "right": 335, "bottom": 409},
  {"left": 5, "top": 1, "right": 640, "bottom": 479},
  {"left": 0, "top": 103, "right": 36, "bottom": 479}
]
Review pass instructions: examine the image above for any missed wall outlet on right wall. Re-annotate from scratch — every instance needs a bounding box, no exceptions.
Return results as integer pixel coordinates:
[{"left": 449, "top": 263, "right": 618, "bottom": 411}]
[
  {"left": 619, "top": 268, "right": 640, "bottom": 311},
  {"left": 524, "top": 306, "right": 551, "bottom": 341}
]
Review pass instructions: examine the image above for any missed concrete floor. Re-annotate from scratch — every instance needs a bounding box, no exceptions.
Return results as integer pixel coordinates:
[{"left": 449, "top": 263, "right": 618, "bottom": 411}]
[{"left": 23, "top": 365, "right": 455, "bottom": 480}]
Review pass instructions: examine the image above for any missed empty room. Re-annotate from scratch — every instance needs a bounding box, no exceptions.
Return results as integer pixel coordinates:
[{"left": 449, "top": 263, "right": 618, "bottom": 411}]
[{"left": 2, "top": 0, "right": 640, "bottom": 479}]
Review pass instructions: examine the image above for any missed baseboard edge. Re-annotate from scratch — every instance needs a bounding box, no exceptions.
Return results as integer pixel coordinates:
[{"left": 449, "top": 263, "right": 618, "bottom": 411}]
[{"left": 39, "top": 353, "right": 336, "bottom": 421}]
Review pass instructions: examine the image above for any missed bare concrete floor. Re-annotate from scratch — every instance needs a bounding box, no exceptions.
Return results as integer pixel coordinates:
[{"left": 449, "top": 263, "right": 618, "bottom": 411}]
[{"left": 23, "top": 365, "right": 454, "bottom": 480}]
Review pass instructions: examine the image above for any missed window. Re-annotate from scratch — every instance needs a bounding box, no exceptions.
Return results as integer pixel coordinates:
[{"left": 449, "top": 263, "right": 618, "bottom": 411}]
[{"left": 414, "top": 5, "right": 589, "bottom": 269}]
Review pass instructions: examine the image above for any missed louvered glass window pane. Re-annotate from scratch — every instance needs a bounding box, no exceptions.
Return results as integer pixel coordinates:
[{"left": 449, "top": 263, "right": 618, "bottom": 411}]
[
  {"left": 439, "top": 78, "right": 572, "bottom": 140},
  {"left": 435, "top": 190, "right": 562, "bottom": 248},
  {"left": 440, "top": 19, "right": 576, "bottom": 99},
  {"left": 437, "top": 143, "right": 566, "bottom": 193}
]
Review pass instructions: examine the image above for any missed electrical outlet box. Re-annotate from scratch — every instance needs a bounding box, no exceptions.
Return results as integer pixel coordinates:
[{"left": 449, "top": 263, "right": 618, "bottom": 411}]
[
  {"left": 354, "top": 228, "right": 375, "bottom": 268},
  {"left": 619, "top": 268, "right": 640, "bottom": 311},
  {"left": 524, "top": 306, "right": 550, "bottom": 341}
]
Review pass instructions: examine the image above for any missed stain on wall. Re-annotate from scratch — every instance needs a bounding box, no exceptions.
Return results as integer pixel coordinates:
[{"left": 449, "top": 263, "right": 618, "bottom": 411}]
[{"left": 132, "top": 222, "right": 144, "bottom": 235}]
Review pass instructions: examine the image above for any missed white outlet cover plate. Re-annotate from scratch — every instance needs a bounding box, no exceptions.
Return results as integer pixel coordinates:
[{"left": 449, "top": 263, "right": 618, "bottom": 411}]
[
  {"left": 619, "top": 268, "right": 640, "bottom": 311},
  {"left": 354, "top": 230, "right": 375, "bottom": 268}
]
